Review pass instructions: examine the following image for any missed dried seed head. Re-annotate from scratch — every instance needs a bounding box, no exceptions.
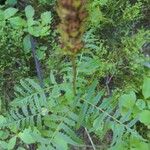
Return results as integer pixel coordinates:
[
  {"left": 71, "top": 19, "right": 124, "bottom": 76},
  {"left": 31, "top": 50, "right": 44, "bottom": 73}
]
[{"left": 57, "top": 0, "right": 88, "bottom": 54}]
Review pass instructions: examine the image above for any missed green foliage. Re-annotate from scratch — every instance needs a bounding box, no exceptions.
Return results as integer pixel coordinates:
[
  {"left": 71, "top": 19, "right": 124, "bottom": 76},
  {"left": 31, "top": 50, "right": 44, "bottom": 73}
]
[
  {"left": 18, "top": 128, "right": 37, "bottom": 144},
  {"left": 86, "top": 0, "right": 150, "bottom": 91},
  {"left": 142, "top": 77, "right": 150, "bottom": 99},
  {"left": 139, "top": 110, "right": 150, "bottom": 126},
  {"left": 6, "top": 0, "right": 17, "bottom": 5},
  {"left": 0, "top": 4, "right": 53, "bottom": 109},
  {"left": 0, "top": 0, "right": 150, "bottom": 149},
  {"left": 0, "top": 136, "right": 16, "bottom": 150},
  {"left": 38, "top": 0, "right": 56, "bottom": 5}
]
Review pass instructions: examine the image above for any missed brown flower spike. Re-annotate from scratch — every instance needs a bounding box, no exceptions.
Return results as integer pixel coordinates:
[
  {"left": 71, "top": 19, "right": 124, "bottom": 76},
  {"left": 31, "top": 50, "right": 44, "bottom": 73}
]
[{"left": 57, "top": 0, "right": 88, "bottom": 53}]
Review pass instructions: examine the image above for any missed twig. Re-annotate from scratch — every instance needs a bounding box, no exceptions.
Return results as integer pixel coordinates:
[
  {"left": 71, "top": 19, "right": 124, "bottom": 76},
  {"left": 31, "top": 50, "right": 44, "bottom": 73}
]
[
  {"left": 85, "top": 127, "right": 96, "bottom": 150},
  {"left": 106, "top": 74, "right": 114, "bottom": 95},
  {"left": 30, "top": 35, "right": 44, "bottom": 88},
  {"left": 107, "top": 74, "right": 114, "bottom": 84}
]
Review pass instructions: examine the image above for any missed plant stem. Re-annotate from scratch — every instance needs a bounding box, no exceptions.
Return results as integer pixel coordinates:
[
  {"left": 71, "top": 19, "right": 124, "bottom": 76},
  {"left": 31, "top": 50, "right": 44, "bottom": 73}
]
[
  {"left": 85, "top": 128, "right": 96, "bottom": 150},
  {"left": 71, "top": 54, "right": 77, "bottom": 96},
  {"left": 30, "top": 35, "right": 44, "bottom": 88}
]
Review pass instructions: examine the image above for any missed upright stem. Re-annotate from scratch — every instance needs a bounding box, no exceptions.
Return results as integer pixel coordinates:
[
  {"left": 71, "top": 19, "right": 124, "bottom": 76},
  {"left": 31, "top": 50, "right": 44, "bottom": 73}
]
[
  {"left": 30, "top": 36, "right": 44, "bottom": 88},
  {"left": 71, "top": 54, "right": 77, "bottom": 96}
]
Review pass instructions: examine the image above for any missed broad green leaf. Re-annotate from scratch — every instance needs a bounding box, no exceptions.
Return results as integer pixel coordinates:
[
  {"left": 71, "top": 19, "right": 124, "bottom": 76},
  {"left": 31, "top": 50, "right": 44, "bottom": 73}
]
[
  {"left": 0, "top": 115, "right": 7, "bottom": 125},
  {"left": 130, "top": 136, "right": 149, "bottom": 150},
  {"left": 41, "top": 11, "right": 52, "bottom": 25},
  {"left": 119, "top": 91, "right": 137, "bottom": 115},
  {"left": 6, "top": 0, "right": 17, "bottom": 5},
  {"left": 8, "top": 136, "right": 16, "bottom": 150},
  {"left": 28, "top": 26, "right": 41, "bottom": 37},
  {"left": 0, "top": 130, "right": 9, "bottom": 140},
  {"left": 25, "top": 5, "right": 35, "bottom": 18},
  {"left": 0, "top": 137, "right": 17, "bottom": 150},
  {"left": 36, "top": 50, "right": 46, "bottom": 60},
  {"left": 142, "top": 77, "right": 150, "bottom": 99},
  {"left": 23, "top": 35, "right": 31, "bottom": 54},
  {"left": 53, "top": 135, "right": 68, "bottom": 150},
  {"left": 40, "top": 26, "right": 50, "bottom": 36},
  {"left": 9, "top": 17, "right": 26, "bottom": 28},
  {"left": 0, "top": 141, "right": 8, "bottom": 149},
  {"left": 136, "top": 99, "right": 146, "bottom": 110},
  {"left": 27, "top": 18, "right": 36, "bottom": 26},
  {"left": 139, "top": 110, "right": 150, "bottom": 126},
  {"left": 0, "top": 10, "right": 4, "bottom": 20},
  {"left": 119, "top": 91, "right": 136, "bottom": 109},
  {"left": 147, "top": 101, "right": 150, "bottom": 109},
  {"left": 130, "top": 142, "right": 150, "bottom": 150},
  {"left": 18, "top": 128, "right": 36, "bottom": 144},
  {"left": 4, "top": 8, "right": 18, "bottom": 19}
]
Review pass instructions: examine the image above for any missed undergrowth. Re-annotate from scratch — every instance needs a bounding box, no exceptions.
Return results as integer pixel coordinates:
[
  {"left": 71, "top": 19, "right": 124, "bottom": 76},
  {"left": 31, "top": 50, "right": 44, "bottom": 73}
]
[{"left": 0, "top": 0, "right": 150, "bottom": 150}]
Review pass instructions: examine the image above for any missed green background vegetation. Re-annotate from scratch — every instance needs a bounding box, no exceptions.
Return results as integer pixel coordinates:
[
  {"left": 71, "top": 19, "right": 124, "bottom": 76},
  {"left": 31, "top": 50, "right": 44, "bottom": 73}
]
[{"left": 0, "top": 0, "right": 150, "bottom": 150}]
